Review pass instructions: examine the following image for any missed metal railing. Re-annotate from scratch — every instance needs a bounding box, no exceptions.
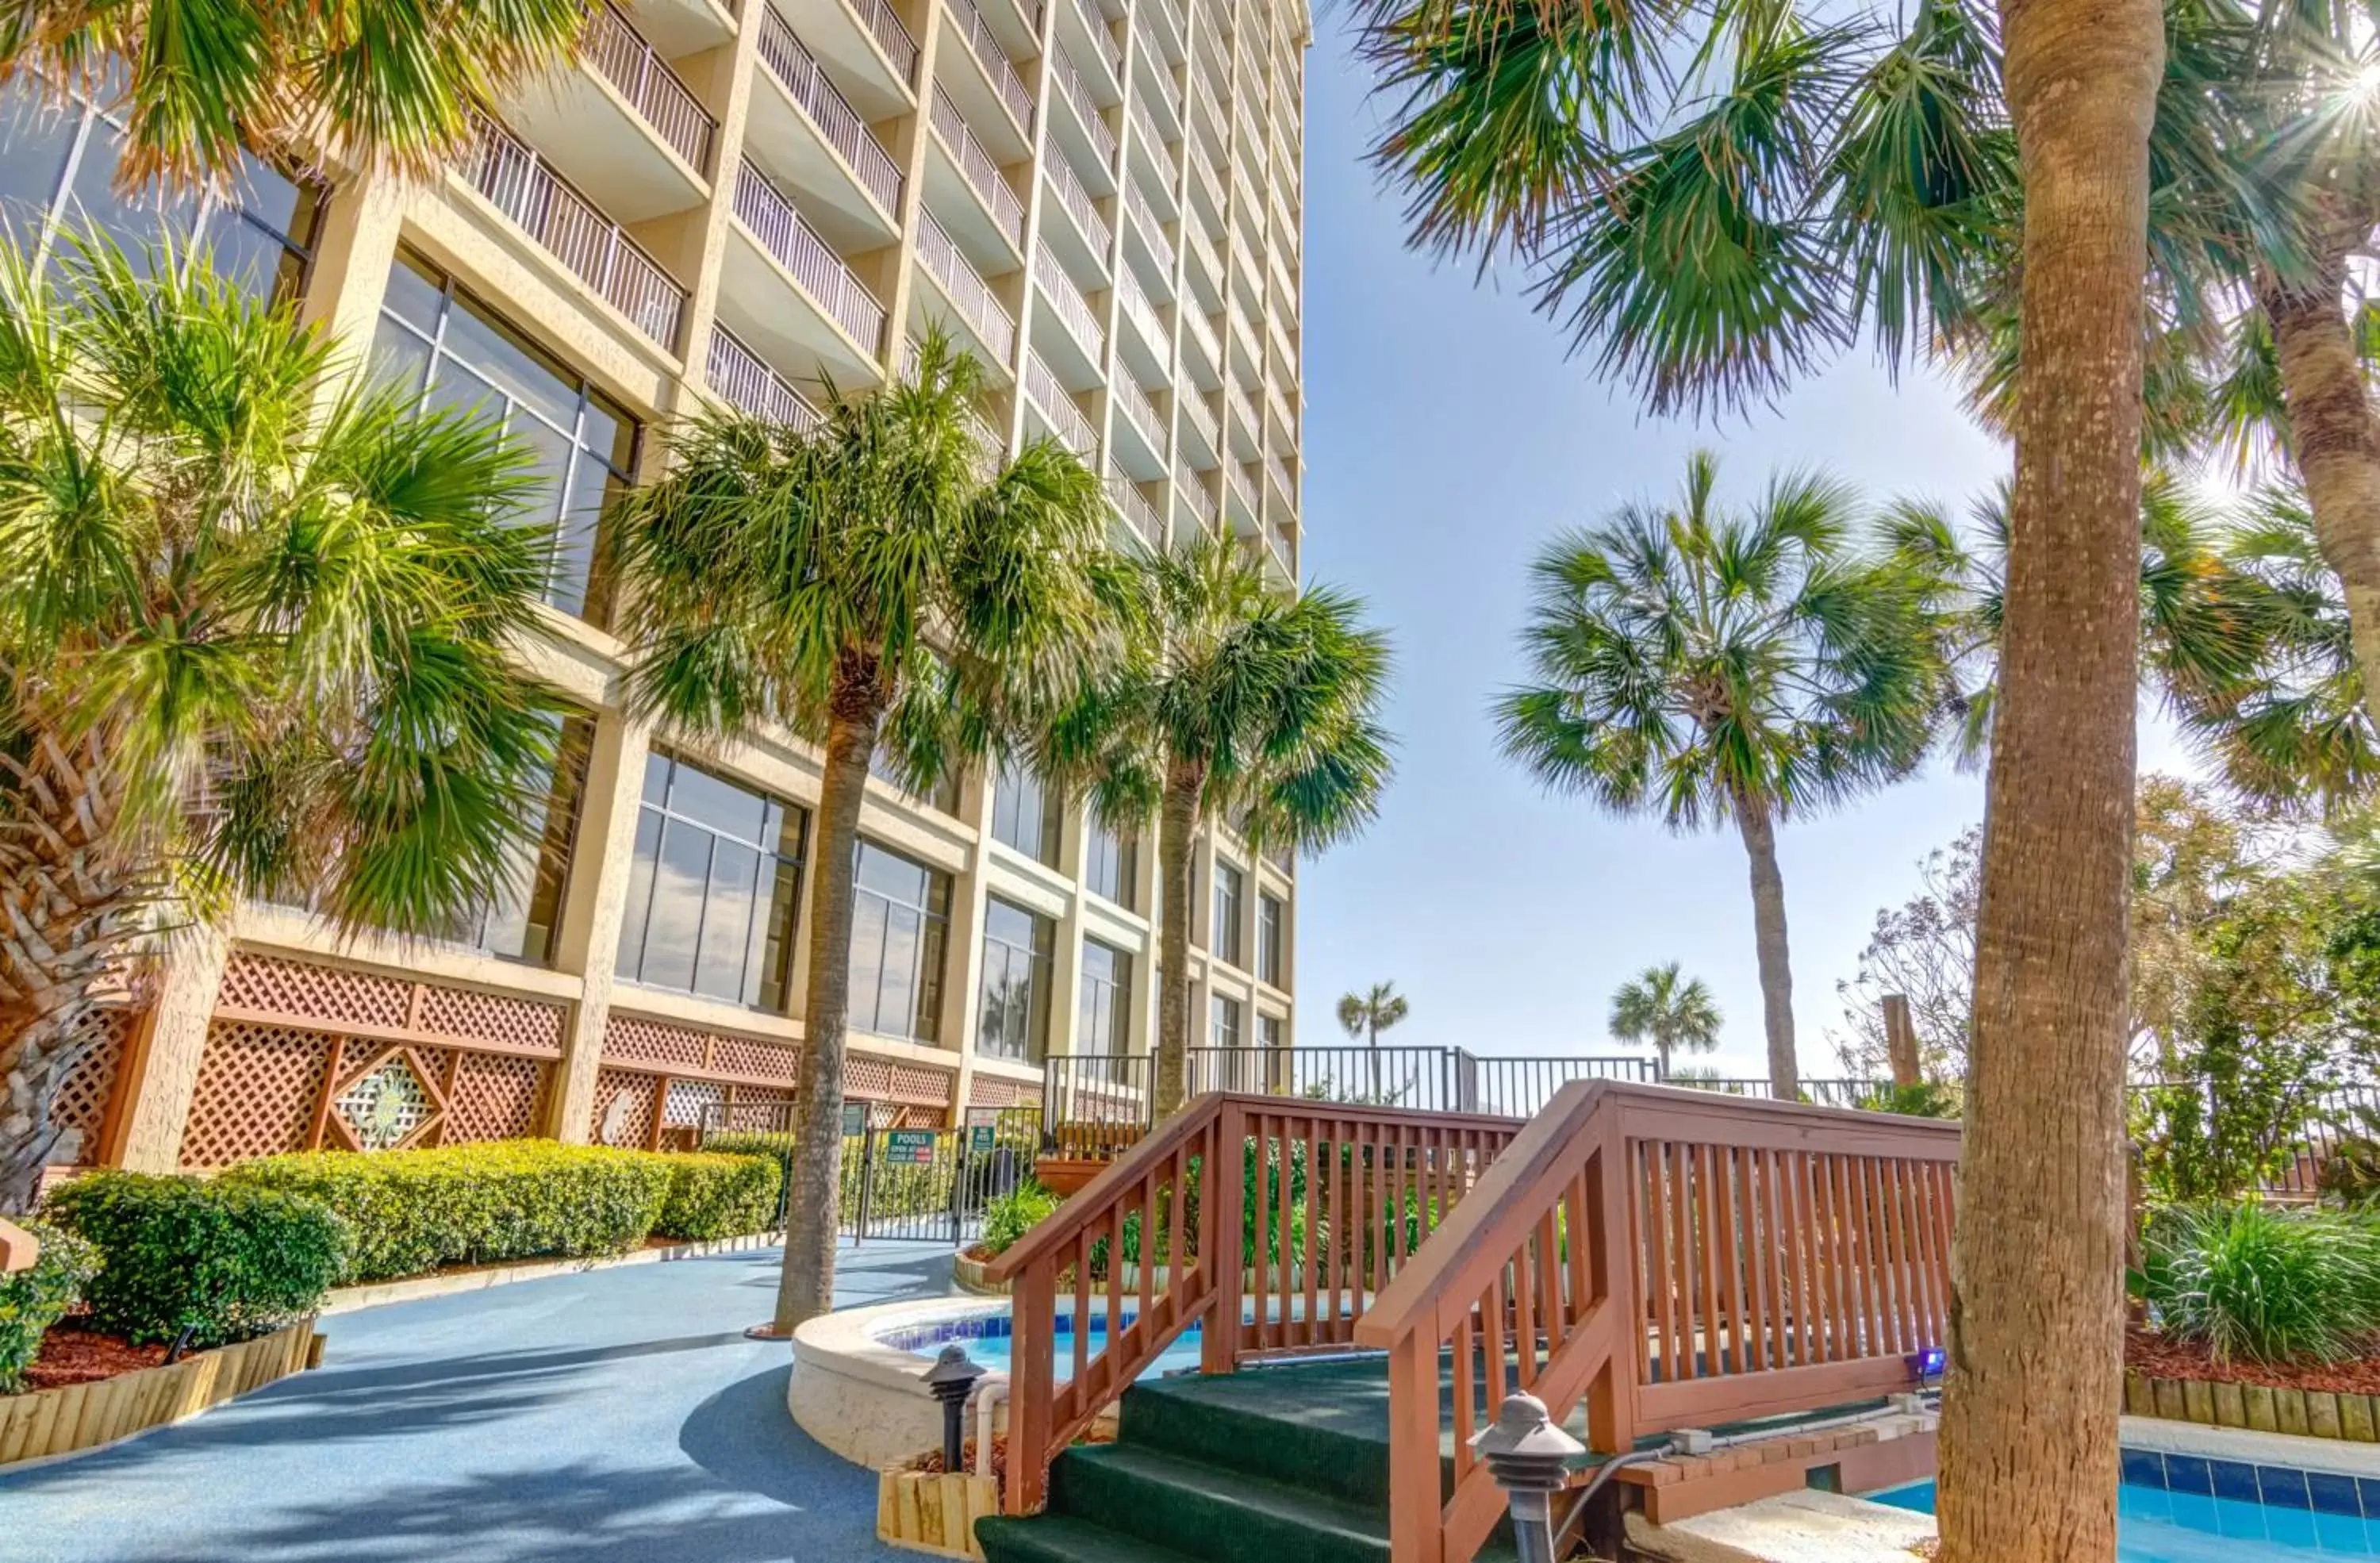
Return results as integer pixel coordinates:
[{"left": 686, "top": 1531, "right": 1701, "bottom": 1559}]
[
  {"left": 1128, "top": 94, "right": 1177, "bottom": 190},
  {"left": 1115, "top": 265, "right": 1168, "bottom": 360},
  {"left": 931, "top": 87, "right": 1024, "bottom": 244},
  {"left": 1123, "top": 176, "right": 1176, "bottom": 275},
  {"left": 853, "top": 0, "right": 921, "bottom": 83},
  {"left": 1265, "top": 377, "right": 1295, "bottom": 437},
  {"left": 461, "top": 115, "right": 687, "bottom": 349},
  {"left": 585, "top": 2, "right": 716, "bottom": 171},
  {"left": 1070, "top": 0, "right": 1121, "bottom": 78},
  {"left": 946, "top": 0, "right": 1034, "bottom": 128},
  {"left": 758, "top": 5, "right": 904, "bottom": 215},
  {"left": 916, "top": 209, "right": 1016, "bottom": 359},
  {"left": 1050, "top": 46, "right": 1118, "bottom": 167},
  {"left": 1175, "top": 461, "right": 1216, "bottom": 525},
  {"left": 1179, "top": 383, "right": 1217, "bottom": 449},
  {"left": 1033, "top": 242, "right": 1107, "bottom": 357},
  {"left": 1025, "top": 350, "right": 1097, "bottom": 455},
  {"left": 1111, "top": 368, "right": 1165, "bottom": 453},
  {"left": 1044, "top": 148, "right": 1113, "bottom": 258},
  {"left": 733, "top": 157, "right": 887, "bottom": 351},
  {"left": 1262, "top": 447, "right": 1292, "bottom": 504},
  {"left": 1227, "top": 459, "right": 1259, "bottom": 517},
  {"left": 1184, "top": 216, "right": 1221, "bottom": 298},
  {"left": 1270, "top": 515, "right": 1296, "bottom": 574},
  {"left": 1108, "top": 470, "right": 1165, "bottom": 547},
  {"left": 706, "top": 328, "right": 821, "bottom": 429},
  {"left": 1223, "top": 375, "right": 1257, "bottom": 436}
]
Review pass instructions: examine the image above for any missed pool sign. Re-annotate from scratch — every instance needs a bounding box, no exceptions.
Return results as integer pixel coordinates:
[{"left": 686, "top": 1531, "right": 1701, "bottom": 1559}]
[
  {"left": 884, "top": 1129, "right": 939, "bottom": 1166},
  {"left": 841, "top": 1103, "right": 869, "bottom": 1138},
  {"left": 967, "top": 1123, "right": 997, "bottom": 1154}
]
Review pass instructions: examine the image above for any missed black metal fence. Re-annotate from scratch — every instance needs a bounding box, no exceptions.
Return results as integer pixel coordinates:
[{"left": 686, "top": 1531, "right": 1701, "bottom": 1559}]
[
  {"left": 1666, "top": 1077, "right": 1895, "bottom": 1111},
  {"left": 699, "top": 1102, "right": 1042, "bottom": 1244}
]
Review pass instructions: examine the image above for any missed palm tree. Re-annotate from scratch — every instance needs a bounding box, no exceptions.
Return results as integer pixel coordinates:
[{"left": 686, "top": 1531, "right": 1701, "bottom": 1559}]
[
  {"left": 0, "top": 233, "right": 566, "bottom": 1212},
  {"left": 1608, "top": 963, "right": 1722, "bottom": 1078},
  {"left": 1498, "top": 452, "right": 1941, "bottom": 1100},
  {"left": 1042, "top": 533, "right": 1393, "bottom": 1122},
  {"left": 608, "top": 333, "right": 1126, "bottom": 1333},
  {"left": 0, "top": 0, "right": 587, "bottom": 190},
  {"left": 1336, "top": 980, "right": 1410, "bottom": 1101}
]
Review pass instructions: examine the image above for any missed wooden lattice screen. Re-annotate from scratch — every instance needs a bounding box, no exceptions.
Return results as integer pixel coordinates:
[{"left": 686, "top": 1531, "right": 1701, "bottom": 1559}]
[
  {"left": 54, "top": 1008, "right": 136, "bottom": 1166},
  {"left": 597, "top": 1010, "right": 958, "bottom": 1142}
]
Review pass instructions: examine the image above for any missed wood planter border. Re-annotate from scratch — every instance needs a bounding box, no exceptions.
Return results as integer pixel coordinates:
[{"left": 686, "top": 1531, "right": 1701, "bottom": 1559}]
[
  {"left": 0, "top": 1317, "right": 319, "bottom": 1467},
  {"left": 877, "top": 1466, "right": 999, "bottom": 1560},
  {"left": 2126, "top": 1369, "right": 2380, "bottom": 1442}
]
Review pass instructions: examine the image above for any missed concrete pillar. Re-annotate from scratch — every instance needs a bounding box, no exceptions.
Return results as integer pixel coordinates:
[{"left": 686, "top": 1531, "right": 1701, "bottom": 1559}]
[
  {"left": 942, "top": 771, "right": 997, "bottom": 1119},
  {"left": 547, "top": 710, "right": 655, "bottom": 1141}
]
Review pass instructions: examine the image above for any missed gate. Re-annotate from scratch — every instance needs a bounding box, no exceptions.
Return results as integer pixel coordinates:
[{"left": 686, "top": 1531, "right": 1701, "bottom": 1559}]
[{"left": 835, "top": 1106, "right": 1041, "bottom": 1244}]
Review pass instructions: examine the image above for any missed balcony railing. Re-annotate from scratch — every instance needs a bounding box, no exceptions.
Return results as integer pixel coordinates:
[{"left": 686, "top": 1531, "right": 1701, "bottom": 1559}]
[
  {"left": 1265, "top": 378, "right": 1295, "bottom": 436},
  {"left": 1184, "top": 207, "right": 1221, "bottom": 291},
  {"left": 1051, "top": 47, "right": 1118, "bottom": 167},
  {"left": 1224, "top": 375, "right": 1257, "bottom": 436},
  {"left": 1112, "top": 371, "right": 1165, "bottom": 454},
  {"left": 1263, "top": 447, "right": 1292, "bottom": 502},
  {"left": 946, "top": 0, "right": 1033, "bottom": 128},
  {"left": 916, "top": 209, "right": 1017, "bottom": 360},
  {"left": 758, "top": 5, "right": 904, "bottom": 215},
  {"left": 733, "top": 158, "right": 887, "bottom": 351},
  {"left": 1108, "top": 471, "right": 1165, "bottom": 547},
  {"left": 1123, "top": 177, "right": 1176, "bottom": 277},
  {"left": 1034, "top": 243, "right": 1107, "bottom": 357},
  {"left": 931, "top": 87, "right": 1024, "bottom": 244},
  {"left": 707, "top": 327, "right": 820, "bottom": 429},
  {"left": 1175, "top": 462, "right": 1217, "bottom": 526},
  {"left": 1228, "top": 459, "right": 1259, "bottom": 516},
  {"left": 1026, "top": 351, "right": 1097, "bottom": 456},
  {"left": 1180, "top": 385, "right": 1218, "bottom": 450},
  {"left": 1116, "top": 266, "right": 1168, "bottom": 360},
  {"left": 585, "top": 2, "right": 716, "bottom": 171},
  {"left": 462, "top": 115, "right": 687, "bottom": 349},
  {"left": 855, "top": 0, "right": 921, "bottom": 83},
  {"left": 1071, "top": 0, "right": 1121, "bottom": 79},
  {"left": 1045, "top": 148, "right": 1113, "bottom": 258},
  {"left": 1271, "top": 516, "right": 1296, "bottom": 573}
]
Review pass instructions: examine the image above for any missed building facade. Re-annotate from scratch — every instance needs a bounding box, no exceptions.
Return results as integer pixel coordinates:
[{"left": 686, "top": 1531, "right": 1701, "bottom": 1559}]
[{"left": 6, "top": 0, "right": 1307, "bottom": 1170}]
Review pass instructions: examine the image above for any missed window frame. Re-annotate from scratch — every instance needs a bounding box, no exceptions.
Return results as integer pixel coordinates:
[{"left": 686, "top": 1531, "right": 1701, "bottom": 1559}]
[
  {"left": 1211, "top": 859, "right": 1245, "bottom": 966},
  {"left": 847, "top": 838, "right": 954, "bottom": 1045},
  {"left": 976, "top": 895, "right": 1056, "bottom": 1063},
  {"left": 614, "top": 750, "right": 811, "bottom": 1012}
]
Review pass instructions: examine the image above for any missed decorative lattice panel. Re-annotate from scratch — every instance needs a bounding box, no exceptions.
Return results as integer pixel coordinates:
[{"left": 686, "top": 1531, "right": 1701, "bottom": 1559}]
[
  {"left": 217, "top": 952, "right": 412, "bottom": 1031},
  {"left": 846, "top": 1057, "right": 893, "bottom": 1099},
  {"left": 181, "top": 1022, "right": 335, "bottom": 1167},
  {"left": 968, "top": 1074, "right": 1039, "bottom": 1110},
  {"left": 662, "top": 1077, "right": 725, "bottom": 1127},
  {"left": 889, "top": 1064, "right": 955, "bottom": 1108},
  {"left": 725, "top": 1089, "right": 795, "bottom": 1131},
  {"left": 416, "top": 984, "right": 564, "bottom": 1055},
  {"left": 336, "top": 1054, "right": 436, "bottom": 1150},
  {"left": 447, "top": 1053, "right": 548, "bottom": 1143},
  {"left": 891, "top": 1103, "right": 948, "bottom": 1130},
  {"left": 709, "top": 1035, "right": 799, "bottom": 1083},
  {"left": 593, "top": 1068, "right": 658, "bottom": 1148},
  {"left": 601, "top": 1013, "right": 712, "bottom": 1070},
  {"left": 52, "top": 1008, "right": 134, "bottom": 1165}
]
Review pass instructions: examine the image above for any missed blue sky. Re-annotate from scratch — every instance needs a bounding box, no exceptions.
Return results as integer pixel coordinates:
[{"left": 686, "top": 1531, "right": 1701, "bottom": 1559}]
[{"left": 1287, "top": 23, "right": 2194, "bottom": 1077}]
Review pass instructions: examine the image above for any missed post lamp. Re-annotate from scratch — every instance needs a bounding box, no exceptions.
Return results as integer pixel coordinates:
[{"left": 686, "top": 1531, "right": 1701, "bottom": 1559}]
[
  {"left": 923, "top": 1343, "right": 988, "bottom": 1472},
  {"left": 1471, "top": 1392, "right": 1584, "bottom": 1563}
]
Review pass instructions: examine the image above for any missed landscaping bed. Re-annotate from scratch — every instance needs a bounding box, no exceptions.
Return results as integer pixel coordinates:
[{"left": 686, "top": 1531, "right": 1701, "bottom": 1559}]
[{"left": 18, "top": 1326, "right": 169, "bottom": 1393}]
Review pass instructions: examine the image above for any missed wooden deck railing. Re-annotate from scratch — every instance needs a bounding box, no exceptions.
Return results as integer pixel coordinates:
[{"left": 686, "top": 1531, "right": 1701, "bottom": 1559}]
[
  {"left": 983, "top": 1093, "right": 1524, "bottom": 1512},
  {"left": 1352, "top": 1081, "right": 1960, "bottom": 1563}
]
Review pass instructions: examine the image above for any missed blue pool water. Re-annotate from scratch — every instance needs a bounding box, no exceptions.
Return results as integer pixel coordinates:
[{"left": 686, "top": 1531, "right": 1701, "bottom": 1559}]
[
  {"left": 888, "top": 1317, "right": 1208, "bottom": 1383},
  {"left": 1876, "top": 1467, "right": 2380, "bottom": 1559}
]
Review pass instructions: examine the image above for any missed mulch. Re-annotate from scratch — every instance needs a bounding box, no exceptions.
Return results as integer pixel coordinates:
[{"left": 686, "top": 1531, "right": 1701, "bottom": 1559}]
[
  {"left": 906, "top": 1425, "right": 1118, "bottom": 1486},
  {"left": 19, "top": 1327, "right": 169, "bottom": 1393},
  {"left": 2126, "top": 1323, "right": 2380, "bottom": 1395}
]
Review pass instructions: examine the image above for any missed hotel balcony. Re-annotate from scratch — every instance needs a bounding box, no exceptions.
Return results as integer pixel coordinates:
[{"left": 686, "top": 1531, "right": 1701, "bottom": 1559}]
[
  {"left": 1227, "top": 300, "right": 1263, "bottom": 381},
  {"left": 750, "top": 4, "right": 904, "bottom": 244},
  {"left": 915, "top": 208, "right": 1019, "bottom": 370},
  {"left": 505, "top": 1, "right": 714, "bottom": 222},
  {"left": 1032, "top": 241, "right": 1107, "bottom": 379},
  {"left": 1142, "top": 0, "right": 1186, "bottom": 65},
  {"left": 1108, "top": 471, "right": 1167, "bottom": 551},
  {"left": 458, "top": 115, "right": 689, "bottom": 351},
  {"left": 1127, "top": 94, "right": 1179, "bottom": 202},
  {"left": 1123, "top": 178, "right": 1176, "bottom": 298},
  {"left": 723, "top": 156, "right": 887, "bottom": 382},
  {"left": 1115, "top": 264, "right": 1171, "bottom": 385},
  {"left": 780, "top": 0, "right": 917, "bottom": 106},
  {"left": 1263, "top": 447, "right": 1295, "bottom": 514},
  {"left": 706, "top": 326, "right": 822, "bottom": 429},
  {"left": 1049, "top": 46, "right": 1120, "bottom": 182},
  {"left": 1265, "top": 375, "right": 1296, "bottom": 445},
  {"left": 1058, "top": 0, "right": 1123, "bottom": 103},
  {"left": 941, "top": 0, "right": 1035, "bottom": 143},
  {"left": 927, "top": 87, "right": 1026, "bottom": 258},
  {"left": 1226, "top": 459, "right": 1261, "bottom": 532},
  {"left": 1175, "top": 461, "right": 1219, "bottom": 530},
  {"left": 1178, "top": 385, "right": 1219, "bottom": 466},
  {"left": 1024, "top": 350, "right": 1100, "bottom": 459},
  {"left": 1039, "top": 148, "right": 1114, "bottom": 284},
  {"left": 1132, "top": 21, "right": 1185, "bottom": 136},
  {"left": 1182, "top": 212, "right": 1223, "bottom": 315},
  {"left": 1180, "top": 302, "right": 1221, "bottom": 390},
  {"left": 1224, "top": 374, "right": 1259, "bottom": 460},
  {"left": 1109, "top": 370, "right": 1167, "bottom": 478}
]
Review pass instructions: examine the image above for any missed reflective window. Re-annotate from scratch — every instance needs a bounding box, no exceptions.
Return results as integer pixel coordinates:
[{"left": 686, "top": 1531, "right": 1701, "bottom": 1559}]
[
  {"left": 1257, "top": 893, "right": 1284, "bottom": 986},
  {"left": 1258, "top": 1012, "right": 1283, "bottom": 1050},
  {"left": 849, "top": 839, "right": 953, "bottom": 1043},
  {"left": 1077, "top": 939, "right": 1133, "bottom": 1056},
  {"left": 0, "top": 79, "right": 320, "bottom": 304},
  {"left": 989, "top": 763, "right": 1061, "bottom": 867},
  {"left": 447, "top": 711, "right": 594, "bottom": 966},
  {"left": 1211, "top": 993, "right": 1242, "bottom": 1050},
  {"left": 370, "top": 248, "right": 639, "bottom": 625},
  {"left": 977, "top": 897, "right": 1054, "bottom": 1062},
  {"left": 1085, "top": 815, "right": 1136, "bottom": 906},
  {"left": 616, "top": 751, "right": 809, "bottom": 1010},
  {"left": 1211, "top": 859, "right": 1244, "bottom": 966}
]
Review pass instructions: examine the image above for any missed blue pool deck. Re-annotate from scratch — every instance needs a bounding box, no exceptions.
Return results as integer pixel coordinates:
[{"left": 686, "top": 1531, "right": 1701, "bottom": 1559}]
[{"left": 0, "top": 1242, "right": 958, "bottom": 1563}]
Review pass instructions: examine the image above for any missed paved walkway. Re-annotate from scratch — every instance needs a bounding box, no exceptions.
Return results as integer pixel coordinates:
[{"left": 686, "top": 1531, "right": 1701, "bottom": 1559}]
[{"left": 2, "top": 1242, "right": 961, "bottom": 1563}]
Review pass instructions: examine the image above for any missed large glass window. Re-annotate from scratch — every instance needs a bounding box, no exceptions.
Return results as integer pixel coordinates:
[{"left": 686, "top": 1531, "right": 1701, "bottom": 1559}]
[
  {"left": 370, "top": 248, "right": 639, "bottom": 625},
  {"left": 1211, "top": 859, "right": 1244, "bottom": 966},
  {"left": 849, "top": 839, "right": 953, "bottom": 1043},
  {"left": 1077, "top": 939, "right": 1134, "bottom": 1057},
  {"left": 0, "top": 79, "right": 321, "bottom": 302},
  {"left": 451, "top": 711, "right": 594, "bottom": 966},
  {"left": 1258, "top": 1012, "right": 1283, "bottom": 1051},
  {"left": 1257, "top": 893, "right": 1284, "bottom": 987},
  {"left": 977, "top": 897, "right": 1054, "bottom": 1062},
  {"left": 989, "top": 763, "right": 1061, "bottom": 866},
  {"left": 1211, "top": 993, "right": 1242, "bottom": 1050},
  {"left": 1084, "top": 815, "right": 1137, "bottom": 906},
  {"left": 616, "top": 751, "right": 809, "bottom": 1010}
]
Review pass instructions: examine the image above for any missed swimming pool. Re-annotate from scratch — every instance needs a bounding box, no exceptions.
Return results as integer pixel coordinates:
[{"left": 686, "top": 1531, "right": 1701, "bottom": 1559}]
[
  {"left": 1875, "top": 1450, "right": 2380, "bottom": 1558},
  {"left": 881, "top": 1312, "right": 1209, "bottom": 1382}
]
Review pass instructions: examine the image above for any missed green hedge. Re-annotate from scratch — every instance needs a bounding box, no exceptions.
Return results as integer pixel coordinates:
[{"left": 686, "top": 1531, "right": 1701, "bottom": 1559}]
[
  {"left": 654, "top": 1150, "right": 782, "bottom": 1242},
  {"left": 0, "top": 1219, "right": 99, "bottom": 1392},
  {"left": 225, "top": 1141, "right": 674, "bottom": 1284},
  {"left": 44, "top": 1173, "right": 347, "bottom": 1349}
]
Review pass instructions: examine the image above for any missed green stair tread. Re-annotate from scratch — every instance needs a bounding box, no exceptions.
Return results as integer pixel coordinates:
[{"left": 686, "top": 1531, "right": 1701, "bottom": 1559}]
[
  {"left": 1054, "top": 1441, "right": 1388, "bottom": 1563},
  {"left": 976, "top": 1513, "right": 1211, "bottom": 1563}
]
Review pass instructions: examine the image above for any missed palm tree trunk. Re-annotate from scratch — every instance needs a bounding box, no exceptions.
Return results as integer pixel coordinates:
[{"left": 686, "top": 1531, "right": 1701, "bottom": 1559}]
[
  {"left": 1151, "top": 758, "right": 1203, "bottom": 1121},
  {"left": 0, "top": 733, "right": 144, "bottom": 1215},
  {"left": 771, "top": 650, "right": 885, "bottom": 1333},
  {"left": 2263, "top": 245, "right": 2380, "bottom": 720},
  {"left": 1730, "top": 796, "right": 1798, "bottom": 1100},
  {"left": 1937, "top": 0, "right": 2163, "bottom": 1556}
]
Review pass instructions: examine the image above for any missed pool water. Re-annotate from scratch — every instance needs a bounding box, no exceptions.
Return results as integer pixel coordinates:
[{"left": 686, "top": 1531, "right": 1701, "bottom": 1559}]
[
  {"left": 1875, "top": 1470, "right": 2380, "bottom": 1559},
  {"left": 961, "top": 1321, "right": 1208, "bottom": 1382}
]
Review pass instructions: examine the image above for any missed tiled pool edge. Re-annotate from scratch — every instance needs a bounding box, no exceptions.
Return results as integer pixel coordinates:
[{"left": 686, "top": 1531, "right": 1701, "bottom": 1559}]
[{"left": 2120, "top": 1412, "right": 2380, "bottom": 1479}]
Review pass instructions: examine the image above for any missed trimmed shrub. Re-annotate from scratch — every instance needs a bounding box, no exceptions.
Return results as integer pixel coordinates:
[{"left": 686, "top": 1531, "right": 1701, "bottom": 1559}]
[
  {"left": 981, "top": 1181, "right": 1061, "bottom": 1258},
  {"left": 2139, "top": 1200, "right": 2380, "bottom": 1364},
  {"left": 225, "top": 1141, "right": 672, "bottom": 1284},
  {"left": 701, "top": 1131, "right": 796, "bottom": 1190},
  {"left": 0, "top": 1220, "right": 100, "bottom": 1392},
  {"left": 654, "top": 1151, "right": 783, "bottom": 1241},
  {"left": 43, "top": 1173, "right": 347, "bottom": 1349}
]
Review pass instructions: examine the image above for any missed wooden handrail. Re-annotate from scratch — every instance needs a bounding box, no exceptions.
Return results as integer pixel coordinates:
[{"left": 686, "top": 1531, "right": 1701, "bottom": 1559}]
[{"left": 984, "top": 1095, "right": 1220, "bottom": 1281}]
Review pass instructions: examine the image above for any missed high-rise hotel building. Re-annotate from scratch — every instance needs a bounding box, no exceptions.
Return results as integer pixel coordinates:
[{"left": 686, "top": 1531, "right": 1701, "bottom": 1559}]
[{"left": 5, "top": 0, "right": 1307, "bottom": 1171}]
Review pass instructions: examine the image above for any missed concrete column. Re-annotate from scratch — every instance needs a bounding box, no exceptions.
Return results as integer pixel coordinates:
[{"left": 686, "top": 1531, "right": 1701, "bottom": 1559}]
[
  {"left": 873, "top": 0, "right": 944, "bottom": 369},
  {"left": 662, "top": 0, "right": 770, "bottom": 397},
  {"left": 1046, "top": 805, "right": 1092, "bottom": 1062},
  {"left": 296, "top": 170, "right": 404, "bottom": 348},
  {"left": 942, "top": 771, "right": 997, "bottom": 1119},
  {"left": 547, "top": 710, "right": 655, "bottom": 1141},
  {"left": 107, "top": 927, "right": 229, "bottom": 1173}
]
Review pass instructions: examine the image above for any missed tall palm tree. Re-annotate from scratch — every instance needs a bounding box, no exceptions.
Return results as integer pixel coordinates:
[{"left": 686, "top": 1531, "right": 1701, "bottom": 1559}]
[
  {"left": 0, "top": 233, "right": 566, "bottom": 1212},
  {"left": 608, "top": 333, "right": 1127, "bottom": 1333},
  {"left": 1498, "top": 453, "right": 1942, "bottom": 1100},
  {"left": 1608, "top": 963, "right": 1722, "bottom": 1077},
  {"left": 0, "top": 0, "right": 587, "bottom": 190},
  {"left": 1042, "top": 533, "right": 1393, "bottom": 1121},
  {"left": 1336, "top": 980, "right": 1409, "bottom": 1101}
]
